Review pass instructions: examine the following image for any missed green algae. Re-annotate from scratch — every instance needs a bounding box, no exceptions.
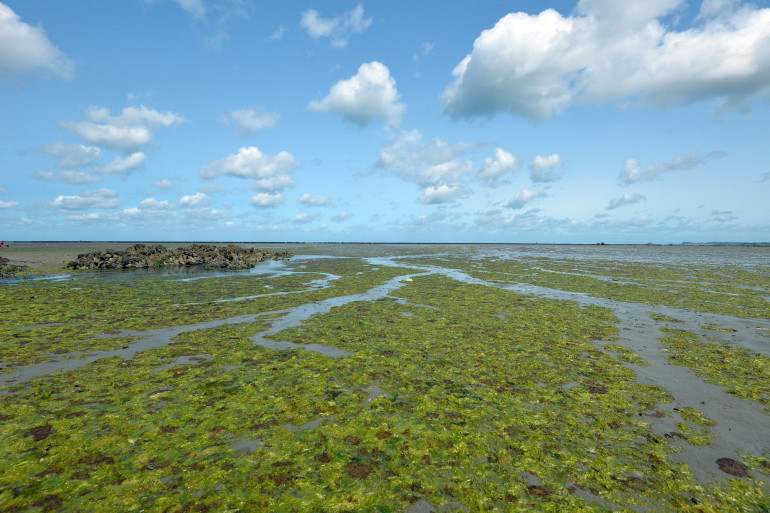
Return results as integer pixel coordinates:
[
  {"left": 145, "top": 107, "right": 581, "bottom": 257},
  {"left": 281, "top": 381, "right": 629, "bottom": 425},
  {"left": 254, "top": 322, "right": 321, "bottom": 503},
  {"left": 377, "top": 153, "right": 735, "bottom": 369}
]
[
  {"left": 661, "top": 328, "right": 770, "bottom": 413},
  {"left": 1, "top": 247, "right": 768, "bottom": 511}
]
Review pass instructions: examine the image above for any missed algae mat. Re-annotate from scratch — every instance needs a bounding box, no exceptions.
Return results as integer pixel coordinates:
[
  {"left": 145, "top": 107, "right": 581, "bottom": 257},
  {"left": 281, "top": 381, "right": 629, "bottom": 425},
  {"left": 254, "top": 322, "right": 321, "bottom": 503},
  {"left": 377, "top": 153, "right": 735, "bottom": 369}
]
[{"left": 1, "top": 243, "right": 769, "bottom": 511}]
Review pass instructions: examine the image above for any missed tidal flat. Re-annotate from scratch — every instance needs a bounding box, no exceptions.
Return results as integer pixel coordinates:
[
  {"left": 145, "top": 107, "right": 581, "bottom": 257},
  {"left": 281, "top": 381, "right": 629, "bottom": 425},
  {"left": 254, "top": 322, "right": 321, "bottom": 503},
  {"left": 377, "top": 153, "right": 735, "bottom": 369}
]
[{"left": 1, "top": 243, "right": 769, "bottom": 511}]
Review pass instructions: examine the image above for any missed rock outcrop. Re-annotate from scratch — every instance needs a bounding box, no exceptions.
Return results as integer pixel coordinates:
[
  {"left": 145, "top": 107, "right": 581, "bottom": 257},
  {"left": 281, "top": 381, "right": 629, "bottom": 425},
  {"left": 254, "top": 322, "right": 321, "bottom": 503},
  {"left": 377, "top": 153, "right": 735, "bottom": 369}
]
[
  {"left": 0, "top": 256, "right": 28, "bottom": 278},
  {"left": 65, "top": 243, "right": 289, "bottom": 270}
]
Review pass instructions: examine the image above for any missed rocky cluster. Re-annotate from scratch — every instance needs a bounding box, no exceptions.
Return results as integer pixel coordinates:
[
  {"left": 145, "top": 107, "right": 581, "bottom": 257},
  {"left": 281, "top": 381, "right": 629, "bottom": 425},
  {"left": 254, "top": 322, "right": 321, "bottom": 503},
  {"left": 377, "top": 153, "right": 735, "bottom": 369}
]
[
  {"left": 0, "top": 256, "right": 28, "bottom": 278},
  {"left": 65, "top": 243, "right": 289, "bottom": 270}
]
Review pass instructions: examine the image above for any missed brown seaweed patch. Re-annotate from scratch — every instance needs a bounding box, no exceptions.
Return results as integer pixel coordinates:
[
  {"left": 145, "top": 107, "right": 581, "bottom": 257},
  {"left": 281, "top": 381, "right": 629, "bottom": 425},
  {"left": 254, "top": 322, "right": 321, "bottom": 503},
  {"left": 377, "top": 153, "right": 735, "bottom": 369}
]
[
  {"left": 345, "top": 461, "right": 373, "bottom": 478},
  {"left": 78, "top": 452, "right": 115, "bottom": 466},
  {"left": 527, "top": 485, "right": 550, "bottom": 497},
  {"left": 344, "top": 435, "right": 361, "bottom": 446},
  {"left": 716, "top": 457, "right": 748, "bottom": 477},
  {"left": 33, "top": 494, "right": 63, "bottom": 512},
  {"left": 25, "top": 424, "right": 53, "bottom": 441}
]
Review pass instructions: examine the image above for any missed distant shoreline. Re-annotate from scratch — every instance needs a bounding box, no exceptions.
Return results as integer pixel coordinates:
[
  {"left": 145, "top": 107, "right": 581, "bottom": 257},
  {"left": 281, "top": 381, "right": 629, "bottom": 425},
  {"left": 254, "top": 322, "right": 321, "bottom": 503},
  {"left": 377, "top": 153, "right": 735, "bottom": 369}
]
[{"left": 4, "top": 240, "right": 769, "bottom": 246}]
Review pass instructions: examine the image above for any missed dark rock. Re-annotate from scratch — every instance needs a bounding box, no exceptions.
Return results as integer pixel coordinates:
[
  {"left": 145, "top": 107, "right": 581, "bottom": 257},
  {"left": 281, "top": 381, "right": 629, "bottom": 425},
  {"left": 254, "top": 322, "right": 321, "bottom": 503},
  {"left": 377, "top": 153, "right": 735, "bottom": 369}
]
[
  {"left": 0, "top": 256, "right": 28, "bottom": 278},
  {"left": 716, "top": 457, "right": 748, "bottom": 477},
  {"left": 66, "top": 243, "right": 287, "bottom": 270}
]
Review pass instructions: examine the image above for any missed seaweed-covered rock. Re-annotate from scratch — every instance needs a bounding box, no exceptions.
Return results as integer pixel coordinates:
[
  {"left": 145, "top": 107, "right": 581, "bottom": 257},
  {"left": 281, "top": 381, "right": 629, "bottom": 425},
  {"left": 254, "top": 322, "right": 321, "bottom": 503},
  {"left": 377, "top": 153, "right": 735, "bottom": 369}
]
[
  {"left": 65, "top": 243, "right": 289, "bottom": 270},
  {"left": 0, "top": 256, "right": 28, "bottom": 278}
]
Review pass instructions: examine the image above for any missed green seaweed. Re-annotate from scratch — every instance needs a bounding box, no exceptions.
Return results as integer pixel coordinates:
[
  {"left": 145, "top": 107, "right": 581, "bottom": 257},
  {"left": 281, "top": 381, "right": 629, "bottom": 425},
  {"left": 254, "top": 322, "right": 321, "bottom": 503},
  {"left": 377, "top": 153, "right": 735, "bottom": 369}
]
[{"left": 1, "top": 247, "right": 768, "bottom": 511}]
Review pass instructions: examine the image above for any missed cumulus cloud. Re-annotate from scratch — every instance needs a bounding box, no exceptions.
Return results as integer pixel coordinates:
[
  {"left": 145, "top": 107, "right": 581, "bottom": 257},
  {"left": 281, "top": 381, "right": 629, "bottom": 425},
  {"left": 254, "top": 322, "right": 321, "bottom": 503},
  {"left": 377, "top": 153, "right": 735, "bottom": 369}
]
[
  {"left": 331, "top": 211, "right": 352, "bottom": 222},
  {"left": 506, "top": 188, "right": 545, "bottom": 209},
  {"left": 100, "top": 152, "right": 147, "bottom": 175},
  {"left": 300, "top": 4, "right": 371, "bottom": 47},
  {"left": 0, "top": 3, "right": 74, "bottom": 81},
  {"left": 61, "top": 105, "right": 185, "bottom": 152},
  {"left": 419, "top": 184, "right": 468, "bottom": 204},
  {"left": 529, "top": 154, "right": 564, "bottom": 182},
  {"left": 179, "top": 192, "right": 209, "bottom": 208},
  {"left": 377, "top": 130, "right": 474, "bottom": 186},
  {"left": 294, "top": 212, "right": 318, "bottom": 223},
  {"left": 251, "top": 192, "right": 284, "bottom": 207},
  {"left": 37, "top": 170, "right": 101, "bottom": 184},
  {"left": 308, "top": 61, "right": 405, "bottom": 127},
  {"left": 139, "top": 197, "right": 173, "bottom": 210},
  {"left": 220, "top": 106, "right": 280, "bottom": 136},
  {"left": 201, "top": 146, "right": 298, "bottom": 193},
  {"left": 0, "top": 199, "right": 19, "bottom": 208},
  {"left": 201, "top": 146, "right": 296, "bottom": 179},
  {"left": 43, "top": 142, "right": 102, "bottom": 168},
  {"left": 122, "top": 197, "right": 174, "bottom": 217},
  {"left": 298, "top": 193, "right": 331, "bottom": 206},
  {"left": 607, "top": 193, "right": 646, "bottom": 210},
  {"left": 621, "top": 151, "right": 713, "bottom": 183},
  {"left": 52, "top": 188, "right": 120, "bottom": 210},
  {"left": 255, "top": 175, "right": 295, "bottom": 192},
  {"left": 442, "top": 1, "right": 770, "bottom": 120},
  {"left": 477, "top": 148, "right": 520, "bottom": 185},
  {"left": 153, "top": 179, "right": 175, "bottom": 191}
]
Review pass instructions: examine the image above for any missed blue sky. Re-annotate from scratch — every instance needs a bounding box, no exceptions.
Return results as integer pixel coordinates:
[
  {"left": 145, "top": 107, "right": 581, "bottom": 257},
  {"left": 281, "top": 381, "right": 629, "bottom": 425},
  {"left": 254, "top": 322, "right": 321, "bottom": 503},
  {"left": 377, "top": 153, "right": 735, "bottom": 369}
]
[{"left": 1, "top": 0, "right": 769, "bottom": 243}]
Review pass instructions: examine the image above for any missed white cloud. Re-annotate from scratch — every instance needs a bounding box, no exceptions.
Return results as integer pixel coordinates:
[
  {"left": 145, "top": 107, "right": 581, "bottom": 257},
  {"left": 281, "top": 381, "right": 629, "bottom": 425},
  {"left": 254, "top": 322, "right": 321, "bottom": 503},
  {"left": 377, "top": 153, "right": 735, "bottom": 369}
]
[
  {"left": 255, "top": 175, "right": 295, "bottom": 192},
  {"left": 139, "top": 197, "right": 173, "bottom": 210},
  {"left": 174, "top": 0, "right": 205, "bottom": 18},
  {"left": 200, "top": 147, "right": 298, "bottom": 193},
  {"left": 377, "top": 130, "right": 474, "bottom": 186},
  {"left": 52, "top": 188, "right": 120, "bottom": 210},
  {"left": 43, "top": 142, "right": 102, "bottom": 168},
  {"left": 269, "top": 25, "right": 286, "bottom": 41},
  {"left": 308, "top": 61, "right": 405, "bottom": 127},
  {"left": 37, "top": 170, "right": 101, "bottom": 184},
  {"left": 0, "top": 199, "right": 19, "bottom": 208},
  {"left": 180, "top": 207, "right": 230, "bottom": 221},
  {"left": 122, "top": 197, "right": 174, "bottom": 218},
  {"left": 477, "top": 148, "right": 520, "bottom": 185},
  {"left": 153, "top": 179, "right": 174, "bottom": 191},
  {"left": 298, "top": 193, "right": 331, "bottom": 206},
  {"left": 607, "top": 193, "right": 646, "bottom": 210},
  {"left": 144, "top": 0, "right": 205, "bottom": 19},
  {"left": 711, "top": 209, "right": 738, "bottom": 222},
  {"left": 61, "top": 105, "right": 185, "bottom": 151},
  {"left": 442, "top": 1, "right": 770, "bottom": 120},
  {"left": 621, "top": 152, "right": 704, "bottom": 184},
  {"left": 100, "top": 152, "right": 147, "bottom": 175},
  {"left": 506, "top": 188, "right": 545, "bottom": 209},
  {"left": 331, "top": 211, "right": 351, "bottom": 222},
  {"left": 61, "top": 123, "right": 152, "bottom": 151},
  {"left": 220, "top": 106, "right": 280, "bottom": 136},
  {"left": 300, "top": 4, "right": 371, "bottom": 47},
  {"left": 419, "top": 184, "right": 468, "bottom": 204},
  {"left": 0, "top": 3, "right": 74, "bottom": 81},
  {"left": 530, "top": 154, "right": 564, "bottom": 182},
  {"left": 251, "top": 192, "right": 284, "bottom": 207},
  {"left": 294, "top": 212, "right": 318, "bottom": 223},
  {"left": 179, "top": 192, "right": 209, "bottom": 208}
]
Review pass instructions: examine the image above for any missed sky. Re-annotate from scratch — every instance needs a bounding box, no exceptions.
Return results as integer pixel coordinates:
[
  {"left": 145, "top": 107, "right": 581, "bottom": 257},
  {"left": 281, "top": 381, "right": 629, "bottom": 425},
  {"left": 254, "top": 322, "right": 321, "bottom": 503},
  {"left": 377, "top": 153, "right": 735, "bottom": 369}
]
[{"left": 1, "top": 0, "right": 769, "bottom": 244}]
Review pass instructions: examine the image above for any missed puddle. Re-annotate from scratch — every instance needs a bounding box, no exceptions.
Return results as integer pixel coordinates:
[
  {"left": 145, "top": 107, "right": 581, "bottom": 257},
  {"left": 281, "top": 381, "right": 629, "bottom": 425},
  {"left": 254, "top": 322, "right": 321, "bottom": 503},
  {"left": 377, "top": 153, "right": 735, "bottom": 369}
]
[{"left": 229, "top": 437, "right": 262, "bottom": 454}]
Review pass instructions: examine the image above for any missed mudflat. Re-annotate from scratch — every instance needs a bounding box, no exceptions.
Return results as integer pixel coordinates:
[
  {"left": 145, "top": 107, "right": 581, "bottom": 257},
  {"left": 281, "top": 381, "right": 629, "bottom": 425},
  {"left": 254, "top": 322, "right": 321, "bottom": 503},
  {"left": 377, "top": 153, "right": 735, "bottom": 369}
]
[{"left": 1, "top": 243, "right": 768, "bottom": 511}]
